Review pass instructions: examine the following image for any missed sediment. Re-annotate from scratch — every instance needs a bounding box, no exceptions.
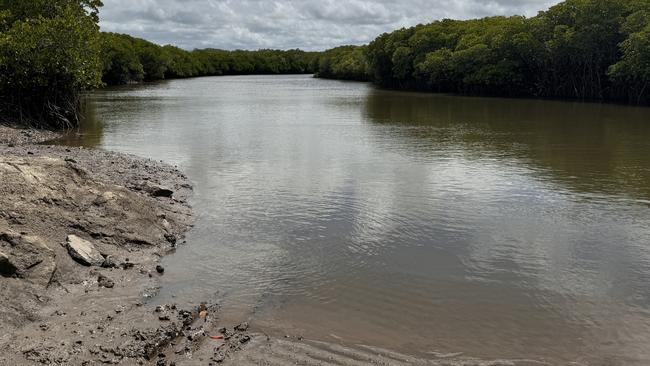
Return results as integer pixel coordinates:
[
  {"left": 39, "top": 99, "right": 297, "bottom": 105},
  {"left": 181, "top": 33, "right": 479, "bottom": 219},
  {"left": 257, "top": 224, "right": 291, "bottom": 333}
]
[{"left": 0, "top": 125, "right": 253, "bottom": 365}]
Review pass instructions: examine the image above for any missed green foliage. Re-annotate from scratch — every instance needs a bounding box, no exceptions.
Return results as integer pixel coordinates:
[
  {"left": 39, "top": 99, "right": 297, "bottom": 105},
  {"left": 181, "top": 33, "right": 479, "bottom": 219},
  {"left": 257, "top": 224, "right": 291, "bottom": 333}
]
[
  {"left": 100, "top": 34, "right": 319, "bottom": 85},
  {"left": 320, "top": 0, "right": 650, "bottom": 104},
  {"left": 4, "top": 0, "right": 650, "bottom": 128},
  {"left": 314, "top": 46, "right": 370, "bottom": 81},
  {"left": 0, "top": 0, "right": 103, "bottom": 128},
  {"left": 101, "top": 33, "right": 144, "bottom": 84}
]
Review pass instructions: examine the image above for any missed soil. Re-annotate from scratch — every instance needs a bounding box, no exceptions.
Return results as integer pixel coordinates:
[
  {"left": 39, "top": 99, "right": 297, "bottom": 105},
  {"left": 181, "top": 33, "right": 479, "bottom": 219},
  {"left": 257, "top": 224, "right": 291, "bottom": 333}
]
[{"left": 0, "top": 125, "right": 252, "bottom": 365}]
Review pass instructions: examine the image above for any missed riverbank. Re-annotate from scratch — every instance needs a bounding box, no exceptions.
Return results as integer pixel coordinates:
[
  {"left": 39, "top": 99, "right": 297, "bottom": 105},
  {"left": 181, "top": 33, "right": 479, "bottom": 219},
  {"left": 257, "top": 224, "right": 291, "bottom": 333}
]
[
  {"left": 0, "top": 125, "right": 254, "bottom": 365},
  {"left": 0, "top": 124, "right": 512, "bottom": 366}
]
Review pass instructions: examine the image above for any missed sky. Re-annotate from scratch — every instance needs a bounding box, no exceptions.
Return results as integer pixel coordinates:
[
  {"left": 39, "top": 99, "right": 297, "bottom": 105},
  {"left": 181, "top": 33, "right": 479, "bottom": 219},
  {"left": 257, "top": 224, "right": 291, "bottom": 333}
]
[{"left": 99, "top": 0, "right": 559, "bottom": 51}]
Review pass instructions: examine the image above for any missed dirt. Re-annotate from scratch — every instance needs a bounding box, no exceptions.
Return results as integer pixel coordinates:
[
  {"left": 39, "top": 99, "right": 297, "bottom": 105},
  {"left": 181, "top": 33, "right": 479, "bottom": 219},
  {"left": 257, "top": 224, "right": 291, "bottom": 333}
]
[{"left": 0, "top": 125, "right": 252, "bottom": 365}]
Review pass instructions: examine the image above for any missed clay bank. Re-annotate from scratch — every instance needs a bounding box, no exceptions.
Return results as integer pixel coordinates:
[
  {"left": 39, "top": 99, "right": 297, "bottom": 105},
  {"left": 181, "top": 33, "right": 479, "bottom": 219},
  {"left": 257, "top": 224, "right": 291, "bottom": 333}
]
[{"left": 0, "top": 126, "right": 253, "bottom": 365}]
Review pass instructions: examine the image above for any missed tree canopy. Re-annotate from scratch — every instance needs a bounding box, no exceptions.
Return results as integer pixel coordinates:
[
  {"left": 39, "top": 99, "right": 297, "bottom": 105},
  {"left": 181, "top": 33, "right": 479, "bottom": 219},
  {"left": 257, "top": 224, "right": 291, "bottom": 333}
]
[
  {"left": 316, "top": 0, "right": 650, "bottom": 104},
  {"left": 100, "top": 33, "right": 320, "bottom": 85},
  {"left": 2, "top": 0, "right": 650, "bottom": 128},
  {"left": 314, "top": 46, "right": 370, "bottom": 81},
  {"left": 0, "top": 0, "right": 103, "bottom": 128}
]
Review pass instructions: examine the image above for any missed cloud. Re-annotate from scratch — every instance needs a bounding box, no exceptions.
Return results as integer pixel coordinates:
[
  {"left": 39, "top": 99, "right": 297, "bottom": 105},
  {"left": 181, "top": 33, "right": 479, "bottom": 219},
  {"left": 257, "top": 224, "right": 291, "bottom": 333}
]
[{"left": 99, "top": 0, "right": 559, "bottom": 51}]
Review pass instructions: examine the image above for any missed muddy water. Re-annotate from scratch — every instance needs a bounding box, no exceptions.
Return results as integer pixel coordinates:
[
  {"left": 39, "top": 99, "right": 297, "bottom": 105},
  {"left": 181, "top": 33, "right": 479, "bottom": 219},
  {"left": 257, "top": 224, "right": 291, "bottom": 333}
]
[{"left": 62, "top": 75, "right": 650, "bottom": 365}]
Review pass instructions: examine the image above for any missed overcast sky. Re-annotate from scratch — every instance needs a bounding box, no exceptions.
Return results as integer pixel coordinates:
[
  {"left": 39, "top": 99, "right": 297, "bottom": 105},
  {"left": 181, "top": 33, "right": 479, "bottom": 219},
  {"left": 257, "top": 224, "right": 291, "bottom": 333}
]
[{"left": 99, "top": 0, "right": 559, "bottom": 51}]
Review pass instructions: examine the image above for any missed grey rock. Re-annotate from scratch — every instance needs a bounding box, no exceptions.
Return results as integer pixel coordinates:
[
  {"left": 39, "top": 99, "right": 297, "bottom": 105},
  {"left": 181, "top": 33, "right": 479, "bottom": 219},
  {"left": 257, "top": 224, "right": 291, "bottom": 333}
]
[
  {"left": 101, "top": 256, "right": 118, "bottom": 269},
  {"left": 234, "top": 322, "right": 249, "bottom": 332},
  {"left": 66, "top": 235, "right": 104, "bottom": 266},
  {"left": 0, "top": 251, "right": 17, "bottom": 277},
  {"left": 142, "top": 182, "right": 174, "bottom": 198},
  {"left": 98, "top": 274, "right": 115, "bottom": 288}
]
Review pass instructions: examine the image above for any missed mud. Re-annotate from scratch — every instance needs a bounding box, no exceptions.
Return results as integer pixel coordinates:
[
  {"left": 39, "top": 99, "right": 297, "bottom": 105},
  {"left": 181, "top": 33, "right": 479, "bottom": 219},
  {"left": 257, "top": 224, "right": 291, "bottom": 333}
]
[{"left": 0, "top": 125, "right": 257, "bottom": 365}]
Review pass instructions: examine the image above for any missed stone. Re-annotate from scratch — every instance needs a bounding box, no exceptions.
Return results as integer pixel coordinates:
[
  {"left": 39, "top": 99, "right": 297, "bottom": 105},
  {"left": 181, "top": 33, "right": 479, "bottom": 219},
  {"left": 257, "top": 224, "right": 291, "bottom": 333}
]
[
  {"left": 0, "top": 251, "right": 17, "bottom": 277},
  {"left": 164, "top": 234, "right": 177, "bottom": 245},
  {"left": 101, "top": 256, "right": 118, "bottom": 269},
  {"left": 66, "top": 235, "right": 104, "bottom": 266},
  {"left": 142, "top": 182, "right": 174, "bottom": 198},
  {"left": 98, "top": 274, "right": 115, "bottom": 289},
  {"left": 155, "top": 265, "right": 165, "bottom": 274},
  {"left": 234, "top": 322, "right": 249, "bottom": 332}
]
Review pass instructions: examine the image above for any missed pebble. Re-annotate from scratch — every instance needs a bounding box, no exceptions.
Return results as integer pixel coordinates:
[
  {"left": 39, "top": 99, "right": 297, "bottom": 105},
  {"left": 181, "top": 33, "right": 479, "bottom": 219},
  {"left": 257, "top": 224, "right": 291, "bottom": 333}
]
[
  {"left": 234, "top": 322, "right": 249, "bottom": 332},
  {"left": 98, "top": 274, "right": 115, "bottom": 288}
]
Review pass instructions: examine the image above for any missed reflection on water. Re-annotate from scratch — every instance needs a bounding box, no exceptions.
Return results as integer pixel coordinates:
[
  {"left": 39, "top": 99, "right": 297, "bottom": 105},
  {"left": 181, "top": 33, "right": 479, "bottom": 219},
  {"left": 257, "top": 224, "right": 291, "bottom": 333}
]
[
  {"left": 58, "top": 75, "right": 650, "bottom": 365},
  {"left": 364, "top": 90, "right": 650, "bottom": 199}
]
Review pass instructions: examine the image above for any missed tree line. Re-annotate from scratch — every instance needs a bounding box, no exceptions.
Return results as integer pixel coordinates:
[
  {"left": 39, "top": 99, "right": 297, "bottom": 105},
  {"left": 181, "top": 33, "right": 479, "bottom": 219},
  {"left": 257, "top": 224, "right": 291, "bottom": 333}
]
[
  {"left": 316, "top": 0, "right": 650, "bottom": 104},
  {"left": 2, "top": 0, "right": 650, "bottom": 128},
  {"left": 0, "top": 0, "right": 318, "bottom": 127},
  {"left": 101, "top": 32, "right": 319, "bottom": 85}
]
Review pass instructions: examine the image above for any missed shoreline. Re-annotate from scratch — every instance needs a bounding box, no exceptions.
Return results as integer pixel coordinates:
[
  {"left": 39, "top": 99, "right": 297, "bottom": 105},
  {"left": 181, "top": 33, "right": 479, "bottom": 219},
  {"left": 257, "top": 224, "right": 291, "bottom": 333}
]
[
  {"left": 0, "top": 125, "right": 558, "bottom": 366},
  {"left": 0, "top": 125, "right": 252, "bottom": 365}
]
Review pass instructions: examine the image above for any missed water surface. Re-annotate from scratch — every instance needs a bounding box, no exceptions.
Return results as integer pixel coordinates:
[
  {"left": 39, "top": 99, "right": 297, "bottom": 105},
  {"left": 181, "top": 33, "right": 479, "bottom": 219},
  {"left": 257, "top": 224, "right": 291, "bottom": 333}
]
[{"left": 63, "top": 75, "right": 650, "bottom": 365}]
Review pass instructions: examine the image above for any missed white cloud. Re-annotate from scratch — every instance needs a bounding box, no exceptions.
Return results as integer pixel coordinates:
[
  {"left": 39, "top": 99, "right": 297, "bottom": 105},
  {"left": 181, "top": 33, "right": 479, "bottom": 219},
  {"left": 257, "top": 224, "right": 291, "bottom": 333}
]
[{"left": 99, "top": 0, "right": 559, "bottom": 51}]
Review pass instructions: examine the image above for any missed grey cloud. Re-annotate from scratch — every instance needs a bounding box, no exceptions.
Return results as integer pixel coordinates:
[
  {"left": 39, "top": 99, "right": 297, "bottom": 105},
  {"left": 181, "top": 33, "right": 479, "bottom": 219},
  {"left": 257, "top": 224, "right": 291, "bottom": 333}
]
[{"left": 99, "top": 0, "right": 559, "bottom": 51}]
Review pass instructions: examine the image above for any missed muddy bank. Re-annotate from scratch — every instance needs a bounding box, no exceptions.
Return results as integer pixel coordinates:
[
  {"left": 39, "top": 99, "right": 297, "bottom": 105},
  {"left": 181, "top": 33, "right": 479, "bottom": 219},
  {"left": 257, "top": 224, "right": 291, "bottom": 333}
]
[{"left": 0, "top": 126, "right": 254, "bottom": 365}]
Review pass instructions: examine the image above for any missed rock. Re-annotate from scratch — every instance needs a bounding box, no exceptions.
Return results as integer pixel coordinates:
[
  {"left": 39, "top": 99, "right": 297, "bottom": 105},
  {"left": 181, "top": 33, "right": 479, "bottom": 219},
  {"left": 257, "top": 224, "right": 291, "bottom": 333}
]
[
  {"left": 155, "top": 265, "right": 165, "bottom": 274},
  {"left": 0, "top": 251, "right": 17, "bottom": 277},
  {"left": 98, "top": 274, "right": 115, "bottom": 288},
  {"left": 142, "top": 182, "right": 174, "bottom": 198},
  {"left": 101, "top": 256, "right": 118, "bottom": 269},
  {"left": 0, "top": 231, "right": 55, "bottom": 285},
  {"left": 234, "top": 322, "right": 249, "bottom": 332},
  {"left": 66, "top": 235, "right": 104, "bottom": 266},
  {"left": 164, "top": 234, "right": 177, "bottom": 245}
]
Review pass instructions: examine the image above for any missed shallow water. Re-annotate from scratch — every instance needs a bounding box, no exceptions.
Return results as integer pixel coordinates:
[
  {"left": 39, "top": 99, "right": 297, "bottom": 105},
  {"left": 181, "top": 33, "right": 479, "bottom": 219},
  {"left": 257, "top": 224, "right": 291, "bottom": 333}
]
[{"left": 61, "top": 75, "right": 650, "bottom": 365}]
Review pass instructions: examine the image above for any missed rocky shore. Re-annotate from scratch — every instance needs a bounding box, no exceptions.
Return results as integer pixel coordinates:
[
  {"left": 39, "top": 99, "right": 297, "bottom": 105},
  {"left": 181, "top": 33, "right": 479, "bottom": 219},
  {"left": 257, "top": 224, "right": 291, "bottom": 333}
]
[{"left": 0, "top": 126, "right": 252, "bottom": 365}]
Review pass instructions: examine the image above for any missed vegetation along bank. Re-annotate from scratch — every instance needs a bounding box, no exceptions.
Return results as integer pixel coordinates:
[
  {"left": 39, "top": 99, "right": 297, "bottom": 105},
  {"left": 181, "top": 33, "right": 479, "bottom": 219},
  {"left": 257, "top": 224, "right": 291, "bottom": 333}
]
[{"left": 1, "top": 0, "right": 650, "bottom": 130}]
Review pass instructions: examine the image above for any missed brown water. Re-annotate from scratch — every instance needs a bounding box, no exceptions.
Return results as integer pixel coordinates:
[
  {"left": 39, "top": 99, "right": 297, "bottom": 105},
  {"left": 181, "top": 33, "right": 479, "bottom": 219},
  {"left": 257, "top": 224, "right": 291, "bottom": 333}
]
[{"left": 61, "top": 75, "right": 650, "bottom": 365}]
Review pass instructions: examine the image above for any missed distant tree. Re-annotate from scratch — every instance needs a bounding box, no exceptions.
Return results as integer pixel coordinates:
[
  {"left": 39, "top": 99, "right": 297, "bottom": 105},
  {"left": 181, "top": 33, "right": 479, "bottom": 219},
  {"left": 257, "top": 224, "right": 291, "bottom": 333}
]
[
  {"left": 315, "top": 46, "right": 370, "bottom": 81},
  {"left": 101, "top": 33, "right": 144, "bottom": 84}
]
